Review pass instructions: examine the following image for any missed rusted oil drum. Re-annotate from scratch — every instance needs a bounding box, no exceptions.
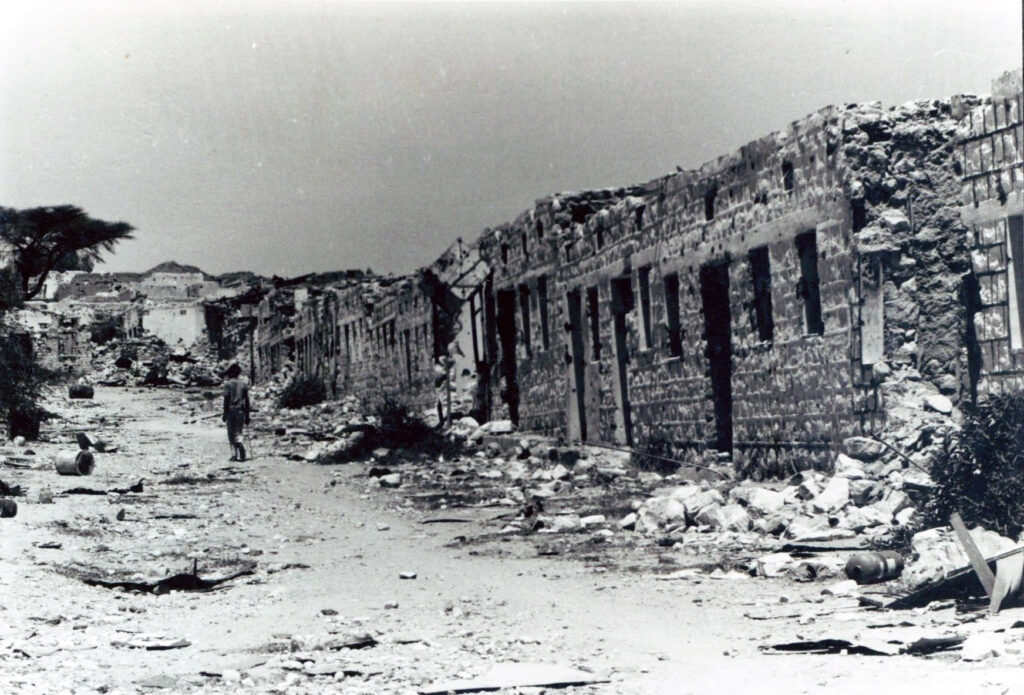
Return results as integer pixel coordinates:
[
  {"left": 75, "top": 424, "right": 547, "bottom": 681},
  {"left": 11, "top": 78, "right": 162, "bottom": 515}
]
[
  {"left": 845, "top": 550, "right": 904, "bottom": 584},
  {"left": 54, "top": 450, "right": 95, "bottom": 476}
]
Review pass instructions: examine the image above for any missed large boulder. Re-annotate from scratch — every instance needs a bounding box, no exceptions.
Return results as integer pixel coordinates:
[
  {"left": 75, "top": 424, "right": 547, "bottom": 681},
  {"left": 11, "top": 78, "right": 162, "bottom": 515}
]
[
  {"left": 696, "top": 503, "right": 751, "bottom": 532},
  {"left": 849, "top": 479, "right": 881, "bottom": 507},
  {"left": 744, "top": 488, "right": 786, "bottom": 517},
  {"left": 833, "top": 454, "right": 866, "bottom": 480},
  {"left": 785, "top": 516, "right": 856, "bottom": 542},
  {"left": 756, "top": 552, "right": 796, "bottom": 578},
  {"left": 684, "top": 489, "right": 726, "bottom": 522},
  {"left": 667, "top": 485, "right": 703, "bottom": 501},
  {"left": 923, "top": 394, "right": 953, "bottom": 415},
  {"left": 635, "top": 497, "right": 671, "bottom": 534},
  {"left": 843, "top": 436, "right": 887, "bottom": 461},
  {"left": 903, "top": 526, "right": 1016, "bottom": 591},
  {"left": 752, "top": 514, "right": 788, "bottom": 536},
  {"left": 485, "top": 419, "right": 516, "bottom": 435},
  {"left": 840, "top": 506, "right": 888, "bottom": 532},
  {"left": 796, "top": 478, "right": 821, "bottom": 501},
  {"left": 858, "top": 504, "right": 894, "bottom": 528},
  {"left": 811, "top": 477, "right": 850, "bottom": 513},
  {"left": 874, "top": 489, "right": 914, "bottom": 517}
]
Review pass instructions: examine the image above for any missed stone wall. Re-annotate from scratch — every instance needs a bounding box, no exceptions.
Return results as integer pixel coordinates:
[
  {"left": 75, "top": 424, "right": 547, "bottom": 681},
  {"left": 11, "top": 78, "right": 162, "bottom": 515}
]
[
  {"left": 473, "top": 90, "right": 1006, "bottom": 476},
  {"left": 477, "top": 106, "right": 864, "bottom": 475},
  {"left": 238, "top": 76, "right": 1020, "bottom": 478},
  {"left": 254, "top": 271, "right": 450, "bottom": 418},
  {"left": 141, "top": 302, "right": 206, "bottom": 346},
  {"left": 54, "top": 272, "right": 141, "bottom": 301},
  {"left": 962, "top": 70, "right": 1024, "bottom": 396}
]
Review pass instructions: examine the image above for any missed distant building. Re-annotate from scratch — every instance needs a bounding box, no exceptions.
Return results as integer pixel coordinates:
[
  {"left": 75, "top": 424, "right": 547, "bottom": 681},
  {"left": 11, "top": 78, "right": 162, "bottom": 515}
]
[{"left": 141, "top": 301, "right": 206, "bottom": 346}]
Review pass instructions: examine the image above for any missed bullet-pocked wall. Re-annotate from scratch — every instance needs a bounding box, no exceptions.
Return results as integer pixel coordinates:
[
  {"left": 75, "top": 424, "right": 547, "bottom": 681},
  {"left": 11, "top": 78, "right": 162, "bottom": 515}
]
[
  {"left": 962, "top": 70, "right": 1024, "bottom": 397},
  {"left": 476, "top": 93, "right": 997, "bottom": 476},
  {"left": 244, "top": 80, "right": 1012, "bottom": 478},
  {"left": 478, "top": 106, "right": 863, "bottom": 475},
  {"left": 262, "top": 278, "right": 436, "bottom": 413}
]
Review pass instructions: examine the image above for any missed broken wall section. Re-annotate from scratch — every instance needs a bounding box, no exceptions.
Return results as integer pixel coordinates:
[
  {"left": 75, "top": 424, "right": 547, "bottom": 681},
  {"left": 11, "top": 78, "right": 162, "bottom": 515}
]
[
  {"left": 255, "top": 247, "right": 481, "bottom": 422},
  {"left": 569, "top": 106, "right": 855, "bottom": 476},
  {"left": 843, "top": 97, "right": 984, "bottom": 416}
]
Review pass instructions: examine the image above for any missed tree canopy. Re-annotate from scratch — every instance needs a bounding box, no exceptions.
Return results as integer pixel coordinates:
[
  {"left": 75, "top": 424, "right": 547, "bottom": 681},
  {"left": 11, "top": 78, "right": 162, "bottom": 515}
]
[{"left": 0, "top": 205, "right": 134, "bottom": 300}]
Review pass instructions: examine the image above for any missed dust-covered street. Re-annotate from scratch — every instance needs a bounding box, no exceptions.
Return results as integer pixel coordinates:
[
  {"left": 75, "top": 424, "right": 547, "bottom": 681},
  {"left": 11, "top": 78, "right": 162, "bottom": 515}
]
[{"left": 0, "top": 387, "right": 1020, "bottom": 694}]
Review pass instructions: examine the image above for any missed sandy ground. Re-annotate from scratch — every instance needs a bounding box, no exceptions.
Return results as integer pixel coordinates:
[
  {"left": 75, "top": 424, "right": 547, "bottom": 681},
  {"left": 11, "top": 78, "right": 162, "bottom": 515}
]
[{"left": 0, "top": 387, "right": 1021, "bottom": 694}]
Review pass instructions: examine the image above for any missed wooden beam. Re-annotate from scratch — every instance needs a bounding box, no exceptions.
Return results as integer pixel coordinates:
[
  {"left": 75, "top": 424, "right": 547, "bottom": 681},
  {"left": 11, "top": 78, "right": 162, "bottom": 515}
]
[{"left": 950, "top": 512, "right": 996, "bottom": 596}]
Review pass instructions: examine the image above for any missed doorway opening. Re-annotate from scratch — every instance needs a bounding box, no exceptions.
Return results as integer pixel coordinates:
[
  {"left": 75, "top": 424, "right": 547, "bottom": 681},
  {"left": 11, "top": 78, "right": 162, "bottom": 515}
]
[
  {"left": 700, "top": 262, "right": 733, "bottom": 454},
  {"left": 610, "top": 276, "right": 635, "bottom": 446},
  {"left": 566, "top": 288, "right": 588, "bottom": 441},
  {"left": 495, "top": 289, "right": 520, "bottom": 425}
]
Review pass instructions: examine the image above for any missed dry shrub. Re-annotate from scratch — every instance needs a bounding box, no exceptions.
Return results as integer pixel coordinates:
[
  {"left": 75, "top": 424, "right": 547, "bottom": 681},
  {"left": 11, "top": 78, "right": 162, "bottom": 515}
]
[{"left": 278, "top": 375, "right": 326, "bottom": 409}]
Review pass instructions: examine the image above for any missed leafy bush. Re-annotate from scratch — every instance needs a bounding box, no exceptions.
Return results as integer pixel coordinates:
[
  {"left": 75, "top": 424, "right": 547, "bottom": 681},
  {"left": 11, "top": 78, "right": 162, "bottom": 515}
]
[
  {"left": 0, "top": 331, "right": 55, "bottom": 439},
  {"left": 277, "top": 375, "right": 326, "bottom": 409},
  {"left": 924, "top": 393, "right": 1024, "bottom": 538}
]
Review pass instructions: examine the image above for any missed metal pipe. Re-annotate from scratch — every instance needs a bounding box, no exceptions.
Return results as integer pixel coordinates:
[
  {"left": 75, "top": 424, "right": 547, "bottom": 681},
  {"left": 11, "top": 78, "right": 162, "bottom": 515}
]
[{"left": 869, "top": 434, "right": 930, "bottom": 474}]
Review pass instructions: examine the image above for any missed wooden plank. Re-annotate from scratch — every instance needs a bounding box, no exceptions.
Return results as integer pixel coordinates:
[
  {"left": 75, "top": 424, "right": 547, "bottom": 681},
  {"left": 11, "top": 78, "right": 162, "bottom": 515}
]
[{"left": 950, "top": 512, "right": 996, "bottom": 596}]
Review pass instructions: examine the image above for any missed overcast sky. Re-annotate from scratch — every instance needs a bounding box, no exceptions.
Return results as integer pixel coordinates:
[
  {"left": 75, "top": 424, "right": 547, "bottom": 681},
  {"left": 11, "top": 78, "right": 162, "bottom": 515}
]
[{"left": 1, "top": 1, "right": 1020, "bottom": 277}]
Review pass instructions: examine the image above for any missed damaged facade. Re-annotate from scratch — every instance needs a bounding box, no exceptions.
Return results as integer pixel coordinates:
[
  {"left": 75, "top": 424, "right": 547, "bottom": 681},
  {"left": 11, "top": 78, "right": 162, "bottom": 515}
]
[
  {"left": 252, "top": 244, "right": 485, "bottom": 417},
  {"left": 259, "top": 71, "right": 1020, "bottom": 479},
  {"left": 962, "top": 71, "right": 1024, "bottom": 397}
]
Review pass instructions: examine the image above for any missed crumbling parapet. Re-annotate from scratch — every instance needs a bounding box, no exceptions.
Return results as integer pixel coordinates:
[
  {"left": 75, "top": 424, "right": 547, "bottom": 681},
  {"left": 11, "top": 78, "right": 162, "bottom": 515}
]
[
  {"left": 472, "top": 87, "right": 1014, "bottom": 479},
  {"left": 238, "top": 75, "right": 1021, "bottom": 482}
]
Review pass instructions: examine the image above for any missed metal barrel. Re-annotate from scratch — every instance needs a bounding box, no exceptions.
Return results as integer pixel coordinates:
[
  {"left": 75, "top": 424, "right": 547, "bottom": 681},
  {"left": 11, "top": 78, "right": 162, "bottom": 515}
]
[
  {"left": 845, "top": 550, "right": 904, "bottom": 584},
  {"left": 54, "top": 450, "right": 95, "bottom": 476}
]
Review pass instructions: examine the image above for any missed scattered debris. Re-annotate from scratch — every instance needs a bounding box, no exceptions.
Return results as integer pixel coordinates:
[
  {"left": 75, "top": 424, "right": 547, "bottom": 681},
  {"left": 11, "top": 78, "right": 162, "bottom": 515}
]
[
  {"left": 845, "top": 551, "right": 904, "bottom": 585},
  {"left": 83, "top": 565, "right": 255, "bottom": 595},
  {"left": 63, "top": 480, "right": 144, "bottom": 496},
  {"left": 111, "top": 635, "right": 191, "bottom": 651},
  {"left": 420, "top": 663, "right": 608, "bottom": 694},
  {"left": 68, "top": 384, "right": 95, "bottom": 400},
  {"left": 1, "top": 499, "right": 18, "bottom": 518}
]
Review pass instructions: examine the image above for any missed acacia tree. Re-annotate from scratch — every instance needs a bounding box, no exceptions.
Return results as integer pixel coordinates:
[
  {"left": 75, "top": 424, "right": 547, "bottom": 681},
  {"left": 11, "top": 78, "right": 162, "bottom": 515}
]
[
  {"left": 0, "top": 205, "right": 134, "bottom": 300},
  {"left": 0, "top": 204, "right": 134, "bottom": 436}
]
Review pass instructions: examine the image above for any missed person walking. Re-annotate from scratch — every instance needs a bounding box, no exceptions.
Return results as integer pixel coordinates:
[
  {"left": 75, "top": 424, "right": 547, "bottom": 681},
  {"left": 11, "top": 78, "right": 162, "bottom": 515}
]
[{"left": 222, "top": 363, "right": 251, "bottom": 461}]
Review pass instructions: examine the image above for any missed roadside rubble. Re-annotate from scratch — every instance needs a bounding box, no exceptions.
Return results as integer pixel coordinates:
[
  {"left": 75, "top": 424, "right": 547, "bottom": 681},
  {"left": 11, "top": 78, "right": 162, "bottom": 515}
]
[
  {"left": 88, "top": 335, "right": 229, "bottom": 388},
  {"left": 238, "top": 360, "right": 1024, "bottom": 668},
  {"left": 6, "top": 367, "right": 1024, "bottom": 691}
]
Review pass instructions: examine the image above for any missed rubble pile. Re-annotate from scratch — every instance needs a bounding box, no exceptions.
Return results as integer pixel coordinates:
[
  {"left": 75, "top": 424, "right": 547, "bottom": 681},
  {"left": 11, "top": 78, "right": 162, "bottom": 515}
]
[
  {"left": 228, "top": 361, "right": 963, "bottom": 573},
  {"left": 629, "top": 364, "right": 954, "bottom": 549},
  {"left": 88, "top": 335, "right": 230, "bottom": 388}
]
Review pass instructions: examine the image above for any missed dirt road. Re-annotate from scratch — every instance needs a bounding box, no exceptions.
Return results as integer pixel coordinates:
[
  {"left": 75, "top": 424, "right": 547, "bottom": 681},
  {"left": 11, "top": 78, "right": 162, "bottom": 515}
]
[{"left": 0, "top": 387, "right": 1018, "bottom": 694}]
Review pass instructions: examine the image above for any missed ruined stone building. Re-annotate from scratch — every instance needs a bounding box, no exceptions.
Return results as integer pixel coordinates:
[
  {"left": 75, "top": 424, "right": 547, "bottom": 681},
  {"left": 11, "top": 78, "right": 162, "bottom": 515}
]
[
  {"left": 252, "top": 71, "right": 1021, "bottom": 477},
  {"left": 251, "top": 243, "right": 485, "bottom": 417}
]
